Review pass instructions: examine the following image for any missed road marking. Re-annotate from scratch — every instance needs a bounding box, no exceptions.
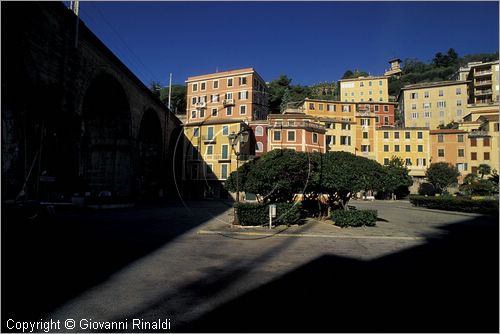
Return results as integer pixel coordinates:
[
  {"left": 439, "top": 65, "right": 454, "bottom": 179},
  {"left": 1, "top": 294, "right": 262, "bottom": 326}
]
[{"left": 197, "top": 230, "right": 424, "bottom": 241}]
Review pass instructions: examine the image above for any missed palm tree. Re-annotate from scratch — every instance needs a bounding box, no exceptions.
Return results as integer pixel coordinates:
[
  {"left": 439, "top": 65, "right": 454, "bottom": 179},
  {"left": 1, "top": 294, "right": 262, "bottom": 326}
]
[{"left": 478, "top": 164, "right": 491, "bottom": 179}]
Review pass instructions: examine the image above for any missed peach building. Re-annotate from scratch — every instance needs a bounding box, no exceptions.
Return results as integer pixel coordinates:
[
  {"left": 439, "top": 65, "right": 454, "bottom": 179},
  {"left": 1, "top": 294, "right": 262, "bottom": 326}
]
[{"left": 429, "top": 129, "right": 469, "bottom": 181}]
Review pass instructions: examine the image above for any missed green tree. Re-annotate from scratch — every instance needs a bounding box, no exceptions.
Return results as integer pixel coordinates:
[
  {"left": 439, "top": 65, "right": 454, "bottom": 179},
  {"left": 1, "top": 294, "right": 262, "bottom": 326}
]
[
  {"left": 380, "top": 156, "right": 413, "bottom": 199},
  {"left": 426, "top": 162, "right": 460, "bottom": 193},
  {"left": 478, "top": 164, "right": 491, "bottom": 179},
  {"left": 159, "top": 84, "right": 186, "bottom": 114},
  {"left": 342, "top": 70, "right": 354, "bottom": 79},
  {"left": 280, "top": 88, "right": 291, "bottom": 112},
  {"left": 149, "top": 80, "right": 162, "bottom": 97}
]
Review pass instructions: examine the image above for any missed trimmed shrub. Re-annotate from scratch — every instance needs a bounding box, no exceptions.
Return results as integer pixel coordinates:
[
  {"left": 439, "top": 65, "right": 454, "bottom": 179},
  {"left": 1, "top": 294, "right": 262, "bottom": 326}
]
[
  {"left": 409, "top": 195, "right": 499, "bottom": 215},
  {"left": 331, "top": 209, "right": 378, "bottom": 228},
  {"left": 418, "top": 182, "right": 437, "bottom": 196},
  {"left": 235, "top": 202, "right": 303, "bottom": 226}
]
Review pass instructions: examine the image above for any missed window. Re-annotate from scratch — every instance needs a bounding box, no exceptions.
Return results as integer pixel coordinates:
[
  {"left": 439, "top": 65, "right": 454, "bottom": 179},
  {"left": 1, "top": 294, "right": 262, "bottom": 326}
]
[
  {"left": 227, "top": 78, "right": 233, "bottom": 87},
  {"left": 411, "top": 112, "right": 418, "bottom": 119},
  {"left": 471, "top": 152, "right": 477, "bottom": 160},
  {"left": 238, "top": 91, "right": 249, "bottom": 100},
  {"left": 211, "top": 108, "right": 218, "bottom": 117},
  {"left": 484, "top": 152, "right": 490, "bottom": 160},
  {"left": 417, "top": 131, "right": 423, "bottom": 139},
  {"left": 438, "top": 134, "right": 444, "bottom": 143},
  {"left": 410, "top": 92, "right": 418, "bottom": 99},
  {"left": 342, "top": 105, "right": 351, "bottom": 112},
  {"left": 438, "top": 90, "right": 444, "bottom": 97},
  {"left": 309, "top": 103, "right": 315, "bottom": 110},
  {"left": 470, "top": 138, "right": 477, "bottom": 146},
  {"left": 456, "top": 134, "right": 464, "bottom": 142},
  {"left": 394, "top": 132, "right": 400, "bottom": 139},
  {"left": 192, "top": 83, "right": 198, "bottom": 92},
  {"left": 374, "top": 105, "right": 379, "bottom": 112},
  {"left": 360, "top": 82, "right": 364, "bottom": 87},
  {"left": 199, "top": 108, "right": 205, "bottom": 118},
  {"left": 437, "top": 101, "right": 446, "bottom": 108},
  {"left": 191, "top": 110, "right": 197, "bottom": 119},
  {"left": 193, "top": 127, "right": 199, "bottom": 137},
  {"left": 200, "top": 82, "right": 206, "bottom": 91},
  {"left": 255, "top": 126, "right": 264, "bottom": 136},
  {"left": 417, "top": 158, "right": 426, "bottom": 166},
  {"left": 423, "top": 102, "right": 431, "bottom": 109},
  {"left": 240, "top": 105, "right": 246, "bottom": 115},
  {"left": 405, "top": 132, "right": 411, "bottom": 139},
  {"left": 456, "top": 163, "right": 468, "bottom": 172},
  {"left": 221, "top": 145, "right": 229, "bottom": 159},
  {"left": 424, "top": 91, "right": 429, "bottom": 98},
  {"left": 375, "top": 116, "right": 379, "bottom": 123},
  {"left": 327, "top": 104, "right": 336, "bottom": 112},
  {"left": 438, "top": 148, "right": 445, "bottom": 157},
  {"left": 211, "top": 94, "right": 220, "bottom": 103},
  {"left": 192, "top": 97, "right": 197, "bottom": 105},
  {"left": 319, "top": 104, "right": 324, "bottom": 111},
  {"left": 418, "top": 144, "right": 423, "bottom": 152},
  {"left": 383, "top": 132, "right": 389, "bottom": 139},
  {"left": 221, "top": 164, "right": 228, "bottom": 179},
  {"left": 360, "top": 119, "right": 370, "bottom": 126},
  {"left": 340, "top": 136, "right": 351, "bottom": 145},
  {"left": 483, "top": 137, "right": 490, "bottom": 146},
  {"left": 326, "top": 135, "right": 336, "bottom": 145},
  {"left": 456, "top": 87, "right": 461, "bottom": 95},
  {"left": 457, "top": 100, "right": 462, "bottom": 106},
  {"left": 405, "top": 144, "right": 411, "bottom": 152},
  {"left": 369, "top": 91, "right": 372, "bottom": 95},
  {"left": 471, "top": 166, "right": 478, "bottom": 174},
  {"left": 192, "top": 146, "right": 199, "bottom": 160},
  {"left": 239, "top": 77, "right": 247, "bottom": 85},
  {"left": 256, "top": 142, "right": 263, "bottom": 152},
  {"left": 206, "top": 164, "right": 213, "bottom": 177},
  {"left": 395, "top": 144, "right": 400, "bottom": 152},
  {"left": 207, "top": 127, "right": 214, "bottom": 140},
  {"left": 495, "top": 123, "right": 499, "bottom": 132},
  {"left": 458, "top": 148, "right": 464, "bottom": 157},
  {"left": 369, "top": 81, "right": 372, "bottom": 86},
  {"left": 222, "top": 126, "right": 229, "bottom": 136},
  {"left": 384, "top": 145, "right": 389, "bottom": 152},
  {"left": 213, "top": 80, "right": 219, "bottom": 89},
  {"left": 225, "top": 92, "right": 233, "bottom": 100},
  {"left": 424, "top": 111, "right": 431, "bottom": 118},
  {"left": 274, "top": 130, "right": 281, "bottom": 141},
  {"left": 361, "top": 145, "right": 370, "bottom": 152},
  {"left": 384, "top": 106, "right": 389, "bottom": 112},
  {"left": 206, "top": 145, "right": 213, "bottom": 156},
  {"left": 405, "top": 158, "right": 412, "bottom": 166},
  {"left": 226, "top": 106, "right": 233, "bottom": 116},
  {"left": 341, "top": 123, "right": 351, "bottom": 130},
  {"left": 312, "top": 133, "right": 318, "bottom": 143},
  {"left": 363, "top": 132, "right": 368, "bottom": 139},
  {"left": 457, "top": 109, "right": 462, "bottom": 116},
  {"left": 379, "top": 80, "right": 383, "bottom": 86},
  {"left": 411, "top": 104, "right": 417, "bottom": 110},
  {"left": 287, "top": 130, "right": 295, "bottom": 142},
  {"left": 384, "top": 158, "right": 389, "bottom": 165}
]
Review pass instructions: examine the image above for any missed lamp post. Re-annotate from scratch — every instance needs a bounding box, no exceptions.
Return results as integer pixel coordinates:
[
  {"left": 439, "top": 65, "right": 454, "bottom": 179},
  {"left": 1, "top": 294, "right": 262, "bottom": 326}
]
[{"left": 228, "top": 128, "right": 249, "bottom": 224}]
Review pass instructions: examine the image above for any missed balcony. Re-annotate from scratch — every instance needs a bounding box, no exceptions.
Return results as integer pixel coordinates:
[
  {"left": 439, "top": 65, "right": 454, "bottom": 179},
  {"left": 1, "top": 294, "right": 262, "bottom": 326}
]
[
  {"left": 356, "top": 111, "right": 374, "bottom": 117},
  {"left": 475, "top": 80, "right": 492, "bottom": 87},
  {"left": 468, "top": 130, "right": 490, "bottom": 137},
  {"left": 223, "top": 99, "right": 235, "bottom": 107},
  {"left": 475, "top": 89, "right": 493, "bottom": 96},
  {"left": 474, "top": 69, "right": 492, "bottom": 77},
  {"left": 202, "top": 136, "right": 216, "bottom": 144}
]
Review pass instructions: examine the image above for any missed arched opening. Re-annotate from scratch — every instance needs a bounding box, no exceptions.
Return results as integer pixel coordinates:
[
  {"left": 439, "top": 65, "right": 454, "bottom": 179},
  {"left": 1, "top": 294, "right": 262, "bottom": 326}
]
[
  {"left": 137, "top": 109, "right": 163, "bottom": 199},
  {"left": 81, "top": 73, "right": 132, "bottom": 197}
]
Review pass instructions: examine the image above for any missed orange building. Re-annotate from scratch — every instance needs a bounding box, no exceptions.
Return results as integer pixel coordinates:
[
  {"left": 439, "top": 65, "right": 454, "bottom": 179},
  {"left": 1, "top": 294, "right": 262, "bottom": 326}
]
[
  {"left": 429, "top": 129, "right": 469, "bottom": 181},
  {"left": 267, "top": 113, "right": 326, "bottom": 153}
]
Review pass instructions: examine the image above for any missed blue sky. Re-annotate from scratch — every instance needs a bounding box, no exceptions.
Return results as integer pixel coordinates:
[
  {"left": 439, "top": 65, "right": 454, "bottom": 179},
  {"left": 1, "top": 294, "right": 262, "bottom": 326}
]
[{"left": 76, "top": 1, "right": 499, "bottom": 87}]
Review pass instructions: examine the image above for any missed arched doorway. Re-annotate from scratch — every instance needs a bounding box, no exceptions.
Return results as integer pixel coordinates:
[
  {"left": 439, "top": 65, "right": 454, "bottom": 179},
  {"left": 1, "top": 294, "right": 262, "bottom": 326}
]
[
  {"left": 81, "top": 73, "right": 132, "bottom": 197},
  {"left": 137, "top": 109, "right": 163, "bottom": 199}
]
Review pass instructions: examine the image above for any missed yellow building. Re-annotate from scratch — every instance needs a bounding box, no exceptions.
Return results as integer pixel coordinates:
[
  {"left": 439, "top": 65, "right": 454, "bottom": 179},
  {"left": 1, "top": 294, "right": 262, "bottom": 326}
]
[
  {"left": 183, "top": 68, "right": 269, "bottom": 199},
  {"left": 466, "top": 60, "right": 499, "bottom": 105},
  {"left": 302, "top": 99, "right": 356, "bottom": 154},
  {"left": 375, "top": 127, "right": 431, "bottom": 178},
  {"left": 465, "top": 114, "right": 499, "bottom": 174},
  {"left": 398, "top": 81, "right": 469, "bottom": 129},
  {"left": 339, "top": 76, "right": 389, "bottom": 103}
]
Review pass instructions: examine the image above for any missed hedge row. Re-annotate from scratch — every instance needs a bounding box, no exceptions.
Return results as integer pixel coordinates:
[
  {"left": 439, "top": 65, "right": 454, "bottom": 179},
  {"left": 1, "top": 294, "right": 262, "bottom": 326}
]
[
  {"left": 235, "top": 202, "right": 303, "bottom": 226},
  {"left": 331, "top": 209, "right": 378, "bottom": 228},
  {"left": 409, "top": 195, "right": 499, "bottom": 215}
]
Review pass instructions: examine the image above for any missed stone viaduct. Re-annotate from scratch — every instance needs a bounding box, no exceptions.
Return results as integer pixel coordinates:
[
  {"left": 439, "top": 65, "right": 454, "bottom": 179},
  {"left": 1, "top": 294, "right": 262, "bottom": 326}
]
[{"left": 2, "top": 2, "right": 183, "bottom": 201}]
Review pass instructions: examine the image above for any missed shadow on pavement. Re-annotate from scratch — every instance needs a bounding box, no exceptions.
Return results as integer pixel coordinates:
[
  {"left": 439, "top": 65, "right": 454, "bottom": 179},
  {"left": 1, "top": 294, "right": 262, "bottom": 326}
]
[
  {"left": 183, "top": 214, "right": 499, "bottom": 333},
  {"left": 1, "top": 201, "right": 230, "bottom": 326}
]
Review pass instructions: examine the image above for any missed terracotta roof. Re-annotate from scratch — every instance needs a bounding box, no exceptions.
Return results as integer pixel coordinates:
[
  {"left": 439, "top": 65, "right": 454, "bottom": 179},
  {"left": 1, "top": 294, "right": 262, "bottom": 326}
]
[
  {"left": 429, "top": 129, "right": 467, "bottom": 134},
  {"left": 478, "top": 114, "right": 499, "bottom": 122},
  {"left": 401, "top": 80, "right": 469, "bottom": 90}
]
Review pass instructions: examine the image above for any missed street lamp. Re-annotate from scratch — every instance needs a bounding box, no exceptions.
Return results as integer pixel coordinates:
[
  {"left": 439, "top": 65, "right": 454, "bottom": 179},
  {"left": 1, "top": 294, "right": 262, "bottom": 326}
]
[{"left": 228, "top": 128, "right": 250, "bottom": 224}]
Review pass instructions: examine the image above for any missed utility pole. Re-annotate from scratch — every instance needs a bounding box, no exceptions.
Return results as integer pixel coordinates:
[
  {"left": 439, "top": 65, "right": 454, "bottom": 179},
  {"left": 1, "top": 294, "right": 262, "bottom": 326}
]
[
  {"left": 72, "top": 0, "right": 80, "bottom": 48},
  {"left": 168, "top": 73, "right": 172, "bottom": 111}
]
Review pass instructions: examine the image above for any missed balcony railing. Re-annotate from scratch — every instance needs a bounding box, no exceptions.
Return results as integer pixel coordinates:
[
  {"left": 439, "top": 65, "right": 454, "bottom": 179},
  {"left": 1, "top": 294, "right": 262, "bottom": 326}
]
[
  {"left": 475, "top": 80, "right": 492, "bottom": 86},
  {"left": 202, "top": 136, "right": 216, "bottom": 143},
  {"left": 475, "top": 69, "right": 492, "bottom": 76},
  {"left": 475, "top": 89, "right": 493, "bottom": 96},
  {"left": 468, "top": 130, "right": 490, "bottom": 137}
]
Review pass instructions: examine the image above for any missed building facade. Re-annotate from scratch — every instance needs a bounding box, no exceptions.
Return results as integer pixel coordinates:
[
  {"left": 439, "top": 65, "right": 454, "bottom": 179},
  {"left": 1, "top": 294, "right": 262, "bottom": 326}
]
[
  {"left": 339, "top": 76, "right": 389, "bottom": 103},
  {"left": 429, "top": 129, "right": 469, "bottom": 182},
  {"left": 398, "top": 81, "right": 469, "bottom": 129},
  {"left": 466, "top": 60, "right": 499, "bottom": 105}
]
